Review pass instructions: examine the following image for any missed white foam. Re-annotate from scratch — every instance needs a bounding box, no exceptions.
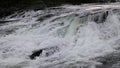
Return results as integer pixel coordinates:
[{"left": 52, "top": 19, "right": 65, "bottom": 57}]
[{"left": 0, "top": 3, "right": 120, "bottom": 68}]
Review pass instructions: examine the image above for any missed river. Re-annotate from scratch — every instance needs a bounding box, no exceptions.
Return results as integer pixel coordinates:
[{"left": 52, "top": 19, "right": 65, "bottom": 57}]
[{"left": 0, "top": 3, "right": 120, "bottom": 68}]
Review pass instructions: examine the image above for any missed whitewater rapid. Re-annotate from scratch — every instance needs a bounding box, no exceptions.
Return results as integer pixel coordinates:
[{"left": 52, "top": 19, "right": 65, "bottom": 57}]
[{"left": 0, "top": 3, "right": 120, "bottom": 68}]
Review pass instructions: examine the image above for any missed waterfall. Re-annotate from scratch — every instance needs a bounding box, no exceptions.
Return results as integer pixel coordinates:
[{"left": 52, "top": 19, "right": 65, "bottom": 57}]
[{"left": 0, "top": 3, "right": 120, "bottom": 68}]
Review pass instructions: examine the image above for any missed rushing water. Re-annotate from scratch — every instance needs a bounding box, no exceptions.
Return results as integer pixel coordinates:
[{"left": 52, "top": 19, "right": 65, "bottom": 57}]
[{"left": 0, "top": 3, "right": 120, "bottom": 68}]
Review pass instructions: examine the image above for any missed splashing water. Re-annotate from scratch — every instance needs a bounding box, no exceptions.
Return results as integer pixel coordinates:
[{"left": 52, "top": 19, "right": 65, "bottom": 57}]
[{"left": 0, "top": 3, "right": 120, "bottom": 68}]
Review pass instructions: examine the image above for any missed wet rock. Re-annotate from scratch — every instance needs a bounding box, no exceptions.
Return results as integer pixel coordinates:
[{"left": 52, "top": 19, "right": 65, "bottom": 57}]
[
  {"left": 29, "top": 49, "right": 43, "bottom": 60},
  {"left": 93, "top": 11, "right": 109, "bottom": 23},
  {"left": 29, "top": 46, "right": 60, "bottom": 60}
]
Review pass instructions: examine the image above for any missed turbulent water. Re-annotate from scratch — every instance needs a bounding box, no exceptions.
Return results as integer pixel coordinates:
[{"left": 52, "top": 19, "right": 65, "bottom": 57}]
[{"left": 1, "top": 3, "right": 120, "bottom": 68}]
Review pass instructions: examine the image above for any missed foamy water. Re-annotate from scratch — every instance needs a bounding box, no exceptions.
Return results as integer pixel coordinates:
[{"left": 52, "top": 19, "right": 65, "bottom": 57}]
[{"left": 0, "top": 3, "right": 120, "bottom": 68}]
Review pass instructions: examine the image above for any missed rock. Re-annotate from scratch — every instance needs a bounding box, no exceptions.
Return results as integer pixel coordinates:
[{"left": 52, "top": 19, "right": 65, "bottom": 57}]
[
  {"left": 29, "top": 49, "right": 43, "bottom": 60},
  {"left": 29, "top": 46, "right": 60, "bottom": 60}
]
